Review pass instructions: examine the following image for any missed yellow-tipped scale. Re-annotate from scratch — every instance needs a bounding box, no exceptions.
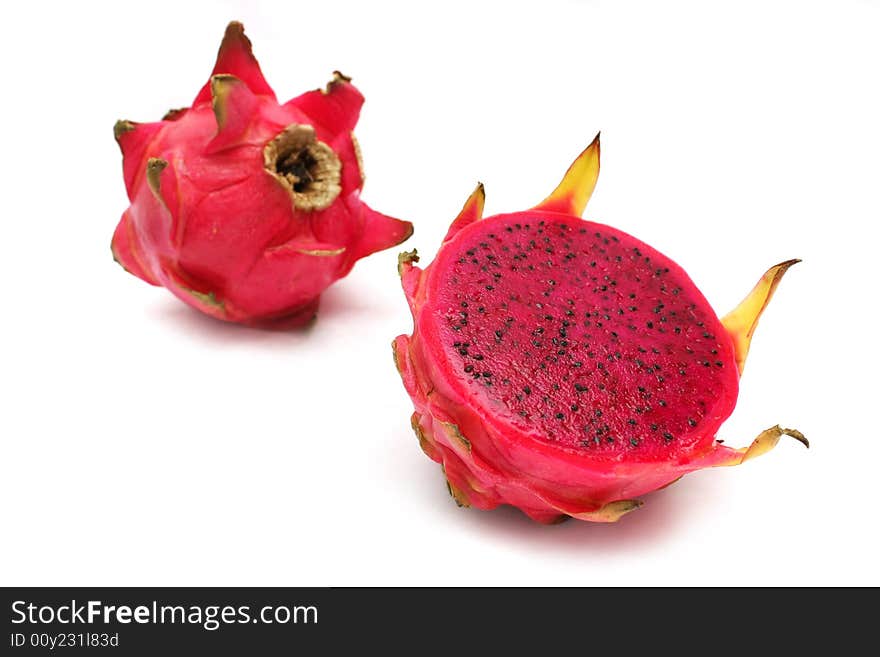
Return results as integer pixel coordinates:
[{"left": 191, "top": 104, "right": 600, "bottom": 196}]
[
  {"left": 721, "top": 259, "right": 801, "bottom": 375},
  {"left": 533, "top": 132, "right": 601, "bottom": 216},
  {"left": 717, "top": 425, "right": 810, "bottom": 467},
  {"left": 443, "top": 183, "right": 486, "bottom": 243}
]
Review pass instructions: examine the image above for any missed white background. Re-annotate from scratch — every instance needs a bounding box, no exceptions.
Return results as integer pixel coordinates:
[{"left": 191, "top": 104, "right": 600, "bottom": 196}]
[{"left": 2, "top": 0, "right": 878, "bottom": 586}]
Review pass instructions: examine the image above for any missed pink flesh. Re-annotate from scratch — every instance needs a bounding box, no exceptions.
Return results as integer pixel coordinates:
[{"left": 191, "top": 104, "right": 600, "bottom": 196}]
[{"left": 423, "top": 212, "right": 739, "bottom": 462}]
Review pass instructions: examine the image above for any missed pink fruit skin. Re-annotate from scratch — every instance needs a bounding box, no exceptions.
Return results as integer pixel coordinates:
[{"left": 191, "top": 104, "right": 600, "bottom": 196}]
[
  {"left": 112, "top": 22, "right": 412, "bottom": 325},
  {"left": 393, "top": 138, "right": 804, "bottom": 523}
]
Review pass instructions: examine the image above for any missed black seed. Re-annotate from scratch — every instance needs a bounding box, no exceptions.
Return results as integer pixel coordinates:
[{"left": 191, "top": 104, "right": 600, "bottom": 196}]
[
  {"left": 555, "top": 413, "right": 564, "bottom": 420},
  {"left": 688, "top": 418, "right": 697, "bottom": 427},
  {"left": 464, "top": 365, "right": 474, "bottom": 373},
  {"left": 570, "top": 404, "right": 579, "bottom": 412},
  {"left": 630, "top": 438, "right": 640, "bottom": 447},
  {"left": 523, "top": 386, "right": 531, "bottom": 395},
  {"left": 595, "top": 409, "right": 603, "bottom": 417},
  {"left": 473, "top": 354, "right": 484, "bottom": 361},
  {"left": 663, "top": 432, "right": 673, "bottom": 441}
]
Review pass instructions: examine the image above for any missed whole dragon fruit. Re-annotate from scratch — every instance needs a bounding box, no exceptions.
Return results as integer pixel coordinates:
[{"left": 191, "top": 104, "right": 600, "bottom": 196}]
[
  {"left": 393, "top": 134, "right": 806, "bottom": 523},
  {"left": 112, "top": 22, "right": 412, "bottom": 325}
]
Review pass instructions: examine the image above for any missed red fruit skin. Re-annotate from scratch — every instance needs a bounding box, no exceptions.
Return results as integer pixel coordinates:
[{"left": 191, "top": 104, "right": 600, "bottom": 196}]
[{"left": 112, "top": 22, "right": 411, "bottom": 325}]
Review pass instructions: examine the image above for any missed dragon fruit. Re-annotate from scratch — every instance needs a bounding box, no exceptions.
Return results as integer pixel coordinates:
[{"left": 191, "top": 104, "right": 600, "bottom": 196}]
[
  {"left": 393, "top": 134, "right": 806, "bottom": 523},
  {"left": 111, "top": 22, "right": 412, "bottom": 325}
]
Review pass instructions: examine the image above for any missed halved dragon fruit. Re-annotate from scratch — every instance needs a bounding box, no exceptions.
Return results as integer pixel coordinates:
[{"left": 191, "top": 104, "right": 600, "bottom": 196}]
[
  {"left": 393, "top": 134, "right": 806, "bottom": 523},
  {"left": 112, "top": 22, "right": 412, "bottom": 325}
]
